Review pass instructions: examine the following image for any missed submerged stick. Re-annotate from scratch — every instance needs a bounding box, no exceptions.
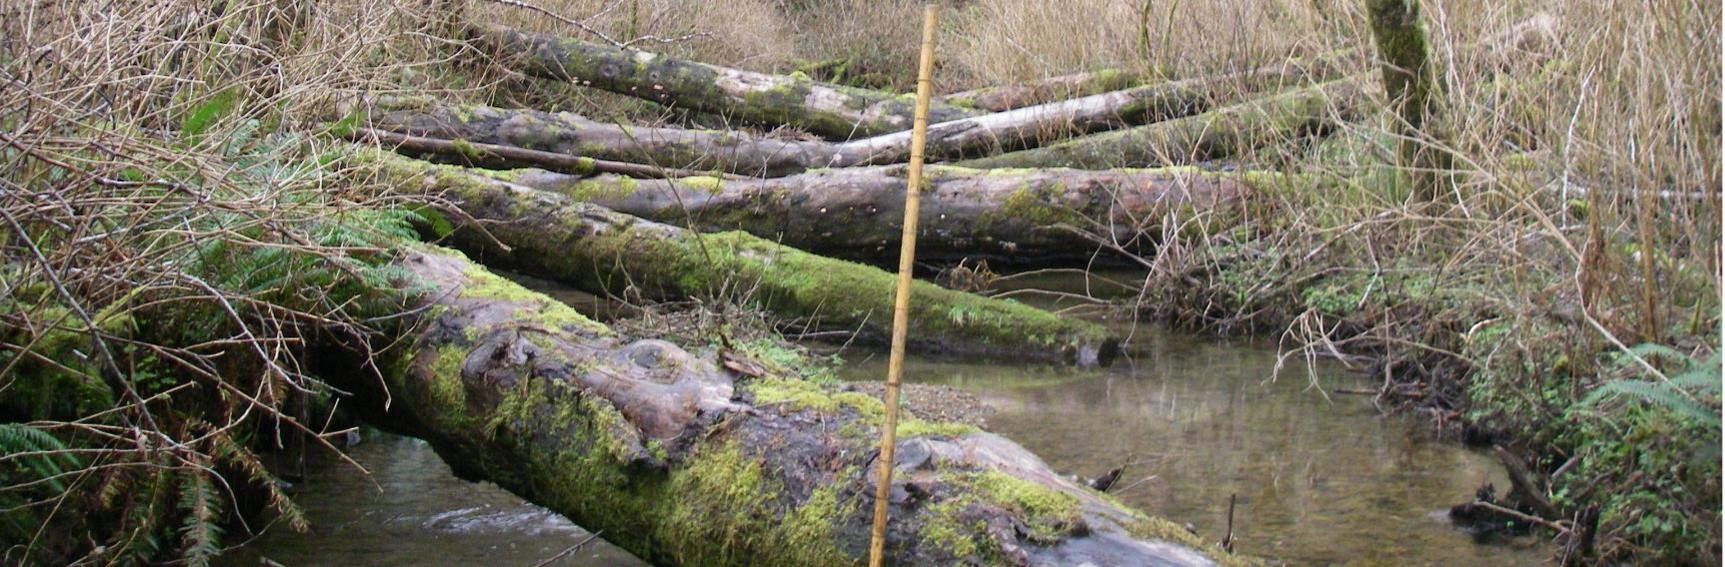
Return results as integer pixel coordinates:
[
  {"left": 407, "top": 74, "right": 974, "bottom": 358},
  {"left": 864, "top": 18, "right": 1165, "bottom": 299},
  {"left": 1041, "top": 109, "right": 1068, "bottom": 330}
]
[{"left": 870, "top": 6, "right": 939, "bottom": 565}]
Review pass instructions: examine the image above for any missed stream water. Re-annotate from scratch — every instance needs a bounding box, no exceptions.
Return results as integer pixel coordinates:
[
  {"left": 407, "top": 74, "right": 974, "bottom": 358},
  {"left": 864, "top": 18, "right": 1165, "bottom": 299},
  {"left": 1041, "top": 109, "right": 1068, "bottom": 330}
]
[{"left": 227, "top": 272, "right": 1548, "bottom": 565}]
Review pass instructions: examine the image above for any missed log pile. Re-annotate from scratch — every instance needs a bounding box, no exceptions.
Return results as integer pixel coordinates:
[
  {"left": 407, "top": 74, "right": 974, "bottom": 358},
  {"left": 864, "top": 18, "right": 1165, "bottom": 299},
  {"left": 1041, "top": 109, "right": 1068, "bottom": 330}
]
[{"left": 327, "top": 22, "right": 1400, "bottom": 565}]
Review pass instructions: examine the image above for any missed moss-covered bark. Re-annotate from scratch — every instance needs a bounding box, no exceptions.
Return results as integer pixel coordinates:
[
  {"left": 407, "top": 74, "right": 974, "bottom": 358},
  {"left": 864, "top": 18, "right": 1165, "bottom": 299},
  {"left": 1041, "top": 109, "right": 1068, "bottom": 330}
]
[
  {"left": 365, "top": 98, "right": 854, "bottom": 178},
  {"left": 359, "top": 246, "right": 1233, "bottom": 566},
  {"left": 371, "top": 152, "right": 1121, "bottom": 365},
  {"left": 1364, "top": 0, "right": 1454, "bottom": 201},
  {"left": 956, "top": 78, "right": 1369, "bottom": 170},
  {"left": 473, "top": 25, "right": 982, "bottom": 141},
  {"left": 497, "top": 164, "right": 1256, "bottom": 266}
]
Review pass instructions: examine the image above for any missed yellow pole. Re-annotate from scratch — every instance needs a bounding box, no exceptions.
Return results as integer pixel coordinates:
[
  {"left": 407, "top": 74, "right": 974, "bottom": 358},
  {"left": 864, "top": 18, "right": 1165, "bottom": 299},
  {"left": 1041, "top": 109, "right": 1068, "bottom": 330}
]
[{"left": 868, "top": 5, "right": 939, "bottom": 566}]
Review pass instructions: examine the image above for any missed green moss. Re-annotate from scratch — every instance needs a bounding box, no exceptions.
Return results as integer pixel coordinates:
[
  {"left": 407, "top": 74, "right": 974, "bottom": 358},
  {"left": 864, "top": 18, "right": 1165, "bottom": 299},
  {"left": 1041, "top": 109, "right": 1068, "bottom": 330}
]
[
  {"left": 897, "top": 419, "right": 979, "bottom": 439},
  {"left": 427, "top": 343, "right": 472, "bottom": 427},
  {"left": 675, "top": 175, "right": 726, "bottom": 194},
  {"left": 920, "top": 497, "right": 982, "bottom": 558},
  {"left": 969, "top": 470, "right": 1081, "bottom": 537},
  {"left": 450, "top": 138, "right": 483, "bottom": 161},
  {"left": 455, "top": 259, "right": 608, "bottom": 334}
]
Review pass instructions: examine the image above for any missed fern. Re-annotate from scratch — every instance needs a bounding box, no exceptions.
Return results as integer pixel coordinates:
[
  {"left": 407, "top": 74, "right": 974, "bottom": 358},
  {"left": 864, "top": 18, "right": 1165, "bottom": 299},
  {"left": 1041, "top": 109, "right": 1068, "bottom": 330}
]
[
  {"left": 1578, "top": 348, "right": 1722, "bottom": 431},
  {"left": 176, "top": 470, "right": 224, "bottom": 566},
  {"left": 0, "top": 423, "right": 81, "bottom": 493}
]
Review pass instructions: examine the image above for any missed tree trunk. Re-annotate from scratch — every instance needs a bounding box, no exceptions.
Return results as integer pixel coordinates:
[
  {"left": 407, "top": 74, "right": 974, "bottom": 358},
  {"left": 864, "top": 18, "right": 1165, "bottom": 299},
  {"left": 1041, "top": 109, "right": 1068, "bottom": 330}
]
[
  {"left": 344, "top": 246, "right": 1228, "bottom": 566},
  {"left": 1364, "top": 0, "right": 1453, "bottom": 201},
  {"left": 472, "top": 25, "right": 983, "bottom": 140},
  {"left": 938, "top": 69, "right": 1149, "bottom": 112},
  {"left": 364, "top": 98, "right": 863, "bottom": 178},
  {"left": 956, "top": 77, "right": 1368, "bottom": 170},
  {"left": 370, "top": 152, "right": 1121, "bottom": 366},
  {"left": 839, "top": 61, "right": 1337, "bottom": 164},
  {"left": 351, "top": 127, "right": 739, "bottom": 179},
  {"left": 497, "top": 164, "right": 1256, "bottom": 266},
  {"left": 935, "top": 50, "right": 1355, "bottom": 113}
]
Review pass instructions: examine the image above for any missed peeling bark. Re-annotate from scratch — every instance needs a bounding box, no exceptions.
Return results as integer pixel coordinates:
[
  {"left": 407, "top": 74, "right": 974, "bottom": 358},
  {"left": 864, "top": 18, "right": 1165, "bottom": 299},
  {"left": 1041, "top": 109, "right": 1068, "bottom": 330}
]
[
  {"left": 370, "top": 152, "right": 1121, "bottom": 365},
  {"left": 347, "top": 246, "right": 1230, "bottom": 566},
  {"left": 498, "top": 164, "right": 1256, "bottom": 266},
  {"left": 473, "top": 25, "right": 983, "bottom": 140},
  {"left": 957, "top": 78, "right": 1369, "bottom": 170}
]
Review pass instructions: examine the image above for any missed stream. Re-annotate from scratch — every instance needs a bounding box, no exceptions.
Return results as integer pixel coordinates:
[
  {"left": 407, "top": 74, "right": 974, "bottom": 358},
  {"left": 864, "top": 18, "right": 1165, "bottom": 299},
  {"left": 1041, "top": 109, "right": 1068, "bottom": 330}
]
[{"left": 227, "top": 272, "right": 1548, "bottom": 565}]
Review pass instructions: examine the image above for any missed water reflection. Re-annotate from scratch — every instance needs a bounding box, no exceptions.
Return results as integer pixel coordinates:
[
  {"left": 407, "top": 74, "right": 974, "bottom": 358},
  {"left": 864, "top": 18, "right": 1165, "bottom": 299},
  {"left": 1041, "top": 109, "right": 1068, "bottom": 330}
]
[
  {"left": 220, "top": 431, "right": 645, "bottom": 566},
  {"left": 837, "top": 330, "right": 1549, "bottom": 565}
]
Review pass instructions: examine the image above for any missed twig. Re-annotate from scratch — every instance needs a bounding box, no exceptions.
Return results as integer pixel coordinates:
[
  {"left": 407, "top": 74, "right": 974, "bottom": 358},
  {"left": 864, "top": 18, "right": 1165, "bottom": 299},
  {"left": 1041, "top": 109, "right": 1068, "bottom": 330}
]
[{"left": 534, "top": 530, "right": 604, "bottom": 567}]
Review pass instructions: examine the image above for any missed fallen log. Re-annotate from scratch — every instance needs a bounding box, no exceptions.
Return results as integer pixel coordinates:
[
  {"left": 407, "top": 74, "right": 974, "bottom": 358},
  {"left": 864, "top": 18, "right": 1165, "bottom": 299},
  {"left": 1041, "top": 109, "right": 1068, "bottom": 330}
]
[
  {"left": 473, "top": 25, "right": 983, "bottom": 140},
  {"left": 935, "top": 50, "right": 1355, "bottom": 113},
  {"left": 496, "top": 164, "right": 1256, "bottom": 265},
  {"left": 938, "top": 69, "right": 1150, "bottom": 112},
  {"left": 843, "top": 58, "right": 1354, "bottom": 164},
  {"left": 351, "top": 127, "right": 739, "bottom": 179},
  {"left": 364, "top": 99, "right": 862, "bottom": 178},
  {"left": 369, "top": 152, "right": 1121, "bottom": 366},
  {"left": 957, "top": 78, "right": 1369, "bottom": 170},
  {"left": 344, "top": 246, "right": 1231, "bottom": 565}
]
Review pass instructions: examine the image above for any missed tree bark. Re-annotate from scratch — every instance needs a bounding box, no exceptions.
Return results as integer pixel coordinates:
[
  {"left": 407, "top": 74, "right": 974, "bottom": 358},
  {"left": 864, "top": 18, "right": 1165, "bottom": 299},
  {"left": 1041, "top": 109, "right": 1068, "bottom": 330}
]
[
  {"left": 938, "top": 69, "right": 1149, "bottom": 112},
  {"left": 364, "top": 98, "right": 863, "bottom": 178},
  {"left": 496, "top": 164, "right": 1256, "bottom": 266},
  {"left": 472, "top": 24, "right": 983, "bottom": 140},
  {"left": 935, "top": 49, "right": 1355, "bottom": 112},
  {"left": 345, "top": 246, "right": 1228, "bottom": 566},
  {"left": 351, "top": 127, "right": 739, "bottom": 179},
  {"left": 1364, "top": 0, "right": 1453, "bottom": 201},
  {"left": 370, "top": 152, "right": 1121, "bottom": 366},
  {"left": 956, "top": 77, "right": 1368, "bottom": 170}
]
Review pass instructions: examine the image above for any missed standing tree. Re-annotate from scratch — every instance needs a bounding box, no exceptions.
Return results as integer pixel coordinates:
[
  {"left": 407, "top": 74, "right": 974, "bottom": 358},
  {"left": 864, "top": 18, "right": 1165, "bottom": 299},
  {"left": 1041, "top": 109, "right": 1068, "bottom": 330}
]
[{"left": 1364, "top": 0, "right": 1454, "bottom": 202}]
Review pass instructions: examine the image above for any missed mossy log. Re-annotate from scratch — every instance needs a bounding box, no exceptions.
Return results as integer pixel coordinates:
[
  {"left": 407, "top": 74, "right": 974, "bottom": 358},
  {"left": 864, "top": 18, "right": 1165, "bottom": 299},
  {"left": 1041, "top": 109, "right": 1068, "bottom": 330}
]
[
  {"left": 349, "top": 246, "right": 1230, "bottom": 565},
  {"left": 844, "top": 57, "right": 1354, "bottom": 164},
  {"left": 365, "top": 99, "right": 868, "bottom": 178},
  {"left": 497, "top": 164, "right": 1256, "bottom": 266},
  {"left": 472, "top": 25, "right": 983, "bottom": 140},
  {"left": 938, "top": 69, "right": 1150, "bottom": 112},
  {"left": 956, "top": 78, "right": 1369, "bottom": 170},
  {"left": 935, "top": 50, "right": 1354, "bottom": 113},
  {"left": 371, "top": 153, "right": 1121, "bottom": 366},
  {"left": 352, "top": 127, "right": 736, "bottom": 179}
]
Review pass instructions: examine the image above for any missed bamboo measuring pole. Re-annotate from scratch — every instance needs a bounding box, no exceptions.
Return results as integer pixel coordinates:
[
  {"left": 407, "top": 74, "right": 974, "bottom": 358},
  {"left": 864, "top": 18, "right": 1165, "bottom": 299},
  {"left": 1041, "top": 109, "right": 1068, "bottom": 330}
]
[{"left": 867, "top": 5, "right": 939, "bottom": 566}]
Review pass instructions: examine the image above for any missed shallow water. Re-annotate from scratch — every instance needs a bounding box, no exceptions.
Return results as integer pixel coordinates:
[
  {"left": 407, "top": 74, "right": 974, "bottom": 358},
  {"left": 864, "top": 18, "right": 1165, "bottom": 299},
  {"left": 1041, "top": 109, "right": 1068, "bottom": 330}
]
[
  {"left": 220, "top": 431, "right": 646, "bottom": 566},
  {"left": 836, "top": 329, "right": 1550, "bottom": 565}
]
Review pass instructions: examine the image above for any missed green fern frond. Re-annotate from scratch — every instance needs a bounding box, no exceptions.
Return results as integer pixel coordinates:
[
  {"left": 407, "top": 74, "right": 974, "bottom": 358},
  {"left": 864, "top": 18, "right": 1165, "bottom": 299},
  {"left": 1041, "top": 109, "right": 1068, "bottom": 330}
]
[
  {"left": 1581, "top": 380, "right": 1721, "bottom": 429},
  {"left": 176, "top": 470, "right": 224, "bottom": 567}
]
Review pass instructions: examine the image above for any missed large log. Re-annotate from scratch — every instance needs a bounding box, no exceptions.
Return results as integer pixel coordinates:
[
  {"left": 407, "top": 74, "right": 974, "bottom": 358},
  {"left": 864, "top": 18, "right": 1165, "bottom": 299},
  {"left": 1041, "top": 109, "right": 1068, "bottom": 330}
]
[
  {"left": 370, "top": 152, "right": 1121, "bottom": 366},
  {"left": 957, "top": 78, "right": 1369, "bottom": 170},
  {"left": 496, "top": 164, "right": 1256, "bottom": 265},
  {"left": 935, "top": 50, "right": 1355, "bottom": 112},
  {"left": 938, "top": 69, "right": 1150, "bottom": 112},
  {"left": 365, "top": 98, "right": 863, "bottom": 178},
  {"left": 346, "top": 246, "right": 1232, "bottom": 566},
  {"left": 473, "top": 25, "right": 983, "bottom": 140}
]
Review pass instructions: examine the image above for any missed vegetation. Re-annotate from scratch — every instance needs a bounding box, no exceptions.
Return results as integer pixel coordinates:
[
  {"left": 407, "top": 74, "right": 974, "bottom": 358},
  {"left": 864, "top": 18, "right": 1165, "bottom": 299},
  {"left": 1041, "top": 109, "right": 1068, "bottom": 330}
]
[{"left": 0, "top": 0, "right": 1717, "bottom": 565}]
